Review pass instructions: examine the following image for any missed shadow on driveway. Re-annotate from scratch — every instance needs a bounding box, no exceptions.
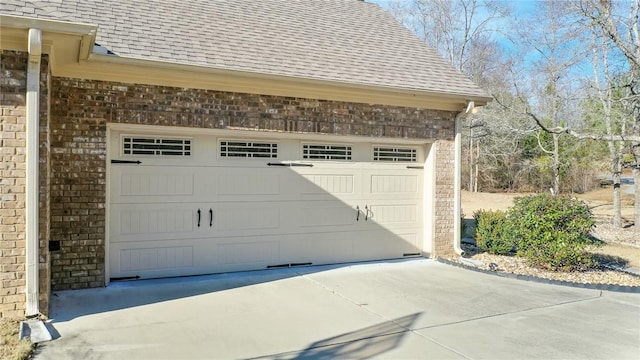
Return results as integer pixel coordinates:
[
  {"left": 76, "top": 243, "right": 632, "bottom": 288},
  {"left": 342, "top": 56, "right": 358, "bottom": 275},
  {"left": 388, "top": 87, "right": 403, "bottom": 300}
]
[
  {"left": 250, "top": 313, "right": 421, "bottom": 360},
  {"left": 48, "top": 259, "right": 417, "bottom": 322}
]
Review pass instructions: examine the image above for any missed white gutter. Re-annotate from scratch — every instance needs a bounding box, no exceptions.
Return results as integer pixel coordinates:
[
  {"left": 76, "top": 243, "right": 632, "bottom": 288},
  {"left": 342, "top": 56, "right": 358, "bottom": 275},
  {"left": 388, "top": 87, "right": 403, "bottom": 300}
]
[
  {"left": 26, "top": 28, "right": 42, "bottom": 317},
  {"left": 0, "top": 15, "right": 97, "bottom": 35},
  {"left": 453, "top": 101, "right": 475, "bottom": 256}
]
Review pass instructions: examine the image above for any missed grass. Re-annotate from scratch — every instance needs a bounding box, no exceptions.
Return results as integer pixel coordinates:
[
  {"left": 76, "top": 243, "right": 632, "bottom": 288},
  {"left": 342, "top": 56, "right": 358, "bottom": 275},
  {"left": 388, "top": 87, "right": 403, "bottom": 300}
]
[{"left": 0, "top": 318, "right": 33, "bottom": 360}]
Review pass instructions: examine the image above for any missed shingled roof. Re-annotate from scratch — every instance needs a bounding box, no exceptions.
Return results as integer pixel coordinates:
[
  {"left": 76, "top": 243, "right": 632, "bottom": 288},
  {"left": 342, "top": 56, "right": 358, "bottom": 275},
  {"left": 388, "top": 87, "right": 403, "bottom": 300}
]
[{"left": 0, "top": 0, "right": 489, "bottom": 99}]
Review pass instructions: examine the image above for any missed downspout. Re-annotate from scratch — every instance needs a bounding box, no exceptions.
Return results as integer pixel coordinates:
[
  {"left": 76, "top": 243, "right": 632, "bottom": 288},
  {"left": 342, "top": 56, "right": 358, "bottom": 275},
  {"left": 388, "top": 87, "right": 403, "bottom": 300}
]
[
  {"left": 453, "top": 101, "right": 475, "bottom": 256},
  {"left": 26, "top": 28, "right": 42, "bottom": 317}
]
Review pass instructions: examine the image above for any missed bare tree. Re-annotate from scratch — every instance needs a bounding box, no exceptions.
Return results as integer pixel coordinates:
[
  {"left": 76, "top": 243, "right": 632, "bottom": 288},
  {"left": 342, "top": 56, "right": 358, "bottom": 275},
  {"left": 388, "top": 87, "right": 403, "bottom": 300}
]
[
  {"left": 498, "top": 0, "right": 639, "bottom": 230},
  {"left": 588, "top": 30, "right": 628, "bottom": 228},
  {"left": 387, "top": 0, "right": 511, "bottom": 192},
  {"left": 387, "top": 0, "right": 510, "bottom": 74},
  {"left": 510, "top": 0, "right": 587, "bottom": 195},
  {"left": 553, "top": 0, "right": 640, "bottom": 231}
]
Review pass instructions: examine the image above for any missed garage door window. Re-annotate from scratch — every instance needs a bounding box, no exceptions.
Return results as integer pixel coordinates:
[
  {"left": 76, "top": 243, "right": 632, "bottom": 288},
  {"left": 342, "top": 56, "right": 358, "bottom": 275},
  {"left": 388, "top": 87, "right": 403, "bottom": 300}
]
[
  {"left": 302, "top": 144, "right": 352, "bottom": 160},
  {"left": 373, "top": 147, "right": 417, "bottom": 162},
  {"left": 123, "top": 136, "right": 191, "bottom": 156},
  {"left": 220, "top": 140, "right": 278, "bottom": 158}
]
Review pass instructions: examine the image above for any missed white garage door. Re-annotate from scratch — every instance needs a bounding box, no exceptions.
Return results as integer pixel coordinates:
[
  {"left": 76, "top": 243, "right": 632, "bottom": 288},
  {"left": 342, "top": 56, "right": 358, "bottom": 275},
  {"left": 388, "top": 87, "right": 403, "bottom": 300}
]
[{"left": 108, "top": 130, "right": 426, "bottom": 280}]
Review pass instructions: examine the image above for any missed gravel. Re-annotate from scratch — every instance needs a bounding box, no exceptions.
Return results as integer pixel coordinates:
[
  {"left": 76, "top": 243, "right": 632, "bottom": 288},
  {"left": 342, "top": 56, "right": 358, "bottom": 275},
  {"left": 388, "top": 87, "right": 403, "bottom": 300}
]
[
  {"left": 467, "top": 249, "right": 639, "bottom": 286},
  {"left": 591, "top": 223, "right": 640, "bottom": 247},
  {"left": 448, "top": 241, "right": 640, "bottom": 288}
]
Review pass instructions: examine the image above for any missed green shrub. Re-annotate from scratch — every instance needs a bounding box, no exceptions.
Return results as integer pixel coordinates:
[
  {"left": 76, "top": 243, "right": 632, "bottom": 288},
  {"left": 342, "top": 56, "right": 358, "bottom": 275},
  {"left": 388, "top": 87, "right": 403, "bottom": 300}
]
[
  {"left": 473, "top": 209, "right": 516, "bottom": 255},
  {"left": 508, "top": 194, "right": 598, "bottom": 271}
]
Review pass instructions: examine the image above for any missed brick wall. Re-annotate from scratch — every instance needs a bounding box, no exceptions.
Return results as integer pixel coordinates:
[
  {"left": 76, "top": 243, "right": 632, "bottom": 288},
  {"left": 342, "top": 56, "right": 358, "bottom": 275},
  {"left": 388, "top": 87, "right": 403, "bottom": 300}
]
[
  {"left": 53, "top": 78, "right": 456, "bottom": 139},
  {"left": 0, "top": 51, "right": 28, "bottom": 318},
  {"left": 433, "top": 140, "right": 456, "bottom": 258},
  {"left": 1, "top": 51, "right": 51, "bottom": 318}
]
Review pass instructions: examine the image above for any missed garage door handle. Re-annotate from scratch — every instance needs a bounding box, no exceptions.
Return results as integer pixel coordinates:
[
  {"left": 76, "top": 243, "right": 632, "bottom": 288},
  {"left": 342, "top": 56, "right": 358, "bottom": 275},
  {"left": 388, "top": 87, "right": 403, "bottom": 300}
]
[
  {"left": 365, "top": 205, "right": 369, "bottom": 221},
  {"left": 209, "top": 208, "right": 213, "bottom": 227},
  {"left": 356, "top": 206, "right": 360, "bottom": 221},
  {"left": 197, "top": 209, "right": 201, "bottom": 227}
]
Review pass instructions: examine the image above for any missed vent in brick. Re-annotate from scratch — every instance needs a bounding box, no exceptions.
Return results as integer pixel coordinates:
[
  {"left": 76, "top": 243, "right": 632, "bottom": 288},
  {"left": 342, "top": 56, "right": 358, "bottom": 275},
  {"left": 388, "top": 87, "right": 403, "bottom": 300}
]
[
  {"left": 220, "top": 140, "right": 278, "bottom": 158},
  {"left": 303, "top": 144, "right": 352, "bottom": 160},
  {"left": 373, "top": 147, "right": 417, "bottom": 162},
  {"left": 123, "top": 137, "right": 191, "bottom": 156}
]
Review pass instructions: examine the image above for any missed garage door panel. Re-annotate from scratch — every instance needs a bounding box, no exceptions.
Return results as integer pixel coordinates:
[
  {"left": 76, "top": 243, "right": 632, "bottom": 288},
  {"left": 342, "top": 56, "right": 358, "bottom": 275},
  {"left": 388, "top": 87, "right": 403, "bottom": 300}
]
[
  {"left": 352, "top": 231, "right": 421, "bottom": 261},
  {"left": 210, "top": 201, "right": 359, "bottom": 236},
  {"left": 119, "top": 170, "right": 194, "bottom": 196},
  {"left": 217, "top": 171, "right": 281, "bottom": 196},
  {"left": 292, "top": 165, "right": 362, "bottom": 201},
  {"left": 110, "top": 239, "right": 197, "bottom": 278},
  {"left": 298, "top": 173, "right": 356, "bottom": 194},
  {"left": 213, "top": 204, "right": 281, "bottom": 231},
  {"left": 110, "top": 203, "right": 200, "bottom": 242},
  {"left": 369, "top": 174, "right": 419, "bottom": 194},
  {"left": 295, "top": 201, "right": 358, "bottom": 229},
  {"left": 111, "top": 236, "right": 281, "bottom": 279},
  {"left": 118, "top": 208, "right": 194, "bottom": 236},
  {"left": 119, "top": 245, "right": 194, "bottom": 273},
  {"left": 277, "top": 232, "right": 354, "bottom": 265},
  {"left": 216, "top": 241, "right": 280, "bottom": 265},
  {"left": 364, "top": 202, "right": 422, "bottom": 229},
  {"left": 111, "top": 166, "right": 204, "bottom": 203}
]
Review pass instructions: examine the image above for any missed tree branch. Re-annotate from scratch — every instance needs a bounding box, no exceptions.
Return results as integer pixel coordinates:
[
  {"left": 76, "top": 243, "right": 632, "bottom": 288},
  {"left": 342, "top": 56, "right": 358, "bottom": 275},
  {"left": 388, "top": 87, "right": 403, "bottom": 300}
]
[{"left": 526, "top": 109, "right": 640, "bottom": 141}]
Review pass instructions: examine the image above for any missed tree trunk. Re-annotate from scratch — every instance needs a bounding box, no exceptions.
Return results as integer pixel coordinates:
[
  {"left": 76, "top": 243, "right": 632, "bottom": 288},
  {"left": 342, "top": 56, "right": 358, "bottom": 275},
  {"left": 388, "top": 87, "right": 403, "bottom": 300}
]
[
  {"left": 552, "top": 133, "right": 560, "bottom": 195},
  {"left": 468, "top": 133, "right": 474, "bottom": 192},
  {"left": 607, "top": 139, "right": 624, "bottom": 228},
  {"left": 612, "top": 171, "right": 622, "bottom": 228},
  {"left": 633, "top": 144, "right": 640, "bottom": 233},
  {"left": 474, "top": 142, "right": 479, "bottom": 193},
  {"left": 634, "top": 167, "right": 640, "bottom": 234}
]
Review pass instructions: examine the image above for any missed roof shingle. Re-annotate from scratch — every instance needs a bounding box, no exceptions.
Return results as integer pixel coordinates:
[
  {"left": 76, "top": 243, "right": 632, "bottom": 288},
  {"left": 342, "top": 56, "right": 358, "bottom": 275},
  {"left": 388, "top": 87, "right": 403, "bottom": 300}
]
[{"left": 1, "top": 0, "right": 489, "bottom": 99}]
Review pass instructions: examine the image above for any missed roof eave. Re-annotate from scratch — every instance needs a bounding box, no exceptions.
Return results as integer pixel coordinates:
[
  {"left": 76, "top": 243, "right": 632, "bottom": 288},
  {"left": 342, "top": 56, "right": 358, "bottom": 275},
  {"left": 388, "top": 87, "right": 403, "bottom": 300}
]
[{"left": 88, "top": 52, "right": 493, "bottom": 107}]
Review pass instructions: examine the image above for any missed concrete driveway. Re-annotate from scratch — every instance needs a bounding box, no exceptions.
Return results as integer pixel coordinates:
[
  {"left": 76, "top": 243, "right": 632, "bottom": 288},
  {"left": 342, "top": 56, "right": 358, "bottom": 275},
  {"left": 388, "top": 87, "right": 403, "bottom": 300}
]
[{"left": 35, "top": 259, "right": 639, "bottom": 359}]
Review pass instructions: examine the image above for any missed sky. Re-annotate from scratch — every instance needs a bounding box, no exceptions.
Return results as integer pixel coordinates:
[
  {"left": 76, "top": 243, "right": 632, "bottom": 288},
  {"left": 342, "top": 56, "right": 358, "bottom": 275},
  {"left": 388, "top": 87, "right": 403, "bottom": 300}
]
[
  {"left": 367, "top": 0, "right": 603, "bottom": 80},
  {"left": 369, "top": 0, "right": 539, "bottom": 16}
]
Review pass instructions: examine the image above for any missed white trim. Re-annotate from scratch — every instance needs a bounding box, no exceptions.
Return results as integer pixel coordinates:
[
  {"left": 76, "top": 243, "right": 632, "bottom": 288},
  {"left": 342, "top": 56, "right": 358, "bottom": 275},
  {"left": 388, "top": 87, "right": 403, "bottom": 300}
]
[
  {"left": 25, "top": 28, "right": 42, "bottom": 316},
  {"left": 105, "top": 129, "right": 111, "bottom": 285},
  {"left": 108, "top": 123, "right": 432, "bottom": 146},
  {"left": 423, "top": 143, "right": 435, "bottom": 256}
]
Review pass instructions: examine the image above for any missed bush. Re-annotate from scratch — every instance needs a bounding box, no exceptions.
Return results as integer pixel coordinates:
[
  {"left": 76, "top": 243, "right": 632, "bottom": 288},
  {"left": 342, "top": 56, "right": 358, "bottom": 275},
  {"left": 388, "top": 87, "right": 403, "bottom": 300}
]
[
  {"left": 473, "top": 209, "right": 516, "bottom": 255},
  {"left": 508, "top": 194, "right": 598, "bottom": 271}
]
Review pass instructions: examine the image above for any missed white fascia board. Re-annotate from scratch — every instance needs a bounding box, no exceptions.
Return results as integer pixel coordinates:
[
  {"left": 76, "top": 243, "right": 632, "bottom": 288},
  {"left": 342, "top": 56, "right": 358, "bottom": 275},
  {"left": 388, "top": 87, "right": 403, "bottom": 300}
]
[{"left": 107, "top": 123, "right": 433, "bottom": 145}]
